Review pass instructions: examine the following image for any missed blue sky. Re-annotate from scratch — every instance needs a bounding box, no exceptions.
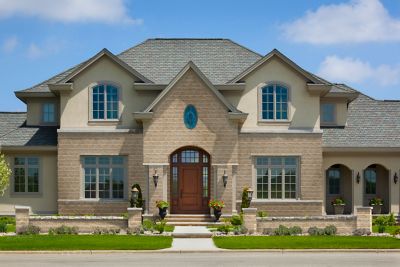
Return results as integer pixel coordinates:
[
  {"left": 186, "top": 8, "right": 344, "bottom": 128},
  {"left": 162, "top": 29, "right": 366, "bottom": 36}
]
[{"left": 0, "top": 0, "right": 399, "bottom": 111}]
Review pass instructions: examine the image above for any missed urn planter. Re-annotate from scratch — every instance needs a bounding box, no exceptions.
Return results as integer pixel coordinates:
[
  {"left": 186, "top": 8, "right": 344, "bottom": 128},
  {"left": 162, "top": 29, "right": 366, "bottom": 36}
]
[
  {"left": 371, "top": 204, "right": 382, "bottom": 214},
  {"left": 159, "top": 207, "right": 168, "bottom": 220},
  {"left": 333, "top": 204, "right": 345, "bottom": 215},
  {"left": 213, "top": 208, "right": 222, "bottom": 222}
]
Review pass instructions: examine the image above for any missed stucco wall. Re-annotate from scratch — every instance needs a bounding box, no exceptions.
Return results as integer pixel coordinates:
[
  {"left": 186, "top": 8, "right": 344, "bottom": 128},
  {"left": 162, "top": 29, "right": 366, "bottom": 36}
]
[
  {"left": 0, "top": 151, "right": 58, "bottom": 215},
  {"left": 237, "top": 56, "right": 321, "bottom": 131},
  {"left": 59, "top": 55, "right": 158, "bottom": 129},
  {"left": 26, "top": 97, "right": 59, "bottom": 126},
  {"left": 320, "top": 98, "right": 348, "bottom": 127}
]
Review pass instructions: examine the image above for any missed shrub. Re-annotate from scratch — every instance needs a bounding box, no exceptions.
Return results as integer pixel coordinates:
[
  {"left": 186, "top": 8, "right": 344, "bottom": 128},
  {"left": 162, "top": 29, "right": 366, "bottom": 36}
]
[
  {"left": 369, "top": 197, "right": 383, "bottom": 206},
  {"left": 50, "top": 225, "right": 79, "bottom": 235},
  {"left": 373, "top": 213, "right": 397, "bottom": 226},
  {"left": 153, "top": 220, "right": 166, "bottom": 234},
  {"left": 233, "top": 225, "right": 248, "bottom": 235},
  {"left": 230, "top": 215, "right": 242, "bottom": 226},
  {"left": 324, "top": 225, "right": 337, "bottom": 236},
  {"left": 289, "top": 226, "right": 303, "bottom": 235},
  {"left": 92, "top": 228, "right": 119, "bottom": 235},
  {"left": 155, "top": 200, "right": 169, "bottom": 209},
  {"left": 262, "top": 228, "right": 275, "bottom": 235},
  {"left": 308, "top": 226, "right": 325, "bottom": 236},
  {"left": 274, "top": 225, "right": 290, "bottom": 236},
  {"left": 393, "top": 228, "right": 400, "bottom": 236},
  {"left": 352, "top": 228, "right": 371, "bottom": 236},
  {"left": 240, "top": 187, "right": 251, "bottom": 210},
  {"left": 378, "top": 225, "right": 386, "bottom": 233},
  {"left": 257, "top": 211, "right": 268, "bottom": 218},
  {"left": 0, "top": 216, "right": 15, "bottom": 225},
  {"left": 0, "top": 222, "right": 7, "bottom": 233},
  {"left": 142, "top": 219, "right": 154, "bottom": 231},
  {"left": 216, "top": 224, "right": 230, "bottom": 234},
  {"left": 18, "top": 225, "right": 40, "bottom": 235},
  {"left": 126, "top": 227, "right": 143, "bottom": 235}
]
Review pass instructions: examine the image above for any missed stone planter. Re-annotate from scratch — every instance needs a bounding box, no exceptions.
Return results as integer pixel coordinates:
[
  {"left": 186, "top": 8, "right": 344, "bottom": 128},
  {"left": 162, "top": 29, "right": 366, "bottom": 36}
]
[
  {"left": 371, "top": 205, "right": 382, "bottom": 214},
  {"left": 158, "top": 207, "right": 168, "bottom": 220},
  {"left": 213, "top": 208, "right": 222, "bottom": 222},
  {"left": 333, "top": 204, "right": 345, "bottom": 215}
]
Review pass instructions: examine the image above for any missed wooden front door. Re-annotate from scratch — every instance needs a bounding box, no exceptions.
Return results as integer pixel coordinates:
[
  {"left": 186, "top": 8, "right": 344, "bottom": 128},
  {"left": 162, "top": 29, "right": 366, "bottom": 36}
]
[{"left": 170, "top": 148, "right": 210, "bottom": 214}]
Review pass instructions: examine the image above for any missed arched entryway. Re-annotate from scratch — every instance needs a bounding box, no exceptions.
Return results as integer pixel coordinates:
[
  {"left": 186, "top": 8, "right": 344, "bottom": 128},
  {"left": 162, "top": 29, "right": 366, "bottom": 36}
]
[
  {"left": 170, "top": 147, "right": 210, "bottom": 214},
  {"left": 326, "top": 164, "right": 353, "bottom": 215},
  {"left": 363, "top": 164, "right": 390, "bottom": 214}
]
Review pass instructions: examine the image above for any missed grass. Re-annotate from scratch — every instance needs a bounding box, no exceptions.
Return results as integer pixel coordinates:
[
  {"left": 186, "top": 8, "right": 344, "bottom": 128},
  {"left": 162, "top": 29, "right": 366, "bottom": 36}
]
[
  {"left": 6, "top": 224, "right": 16, "bottom": 233},
  {"left": 0, "top": 235, "right": 172, "bottom": 250},
  {"left": 213, "top": 236, "right": 400, "bottom": 249},
  {"left": 164, "top": 225, "right": 175, "bottom": 232},
  {"left": 372, "top": 225, "right": 400, "bottom": 235}
]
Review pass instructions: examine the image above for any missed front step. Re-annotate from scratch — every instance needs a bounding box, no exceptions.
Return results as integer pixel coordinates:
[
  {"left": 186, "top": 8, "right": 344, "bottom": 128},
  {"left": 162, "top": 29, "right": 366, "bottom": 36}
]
[
  {"left": 167, "top": 221, "right": 223, "bottom": 227},
  {"left": 172, "top": 226, "right": 213, "bottom": 238},
  {"left": 165, "top": 214, "right": 222, "bottom": 227}
]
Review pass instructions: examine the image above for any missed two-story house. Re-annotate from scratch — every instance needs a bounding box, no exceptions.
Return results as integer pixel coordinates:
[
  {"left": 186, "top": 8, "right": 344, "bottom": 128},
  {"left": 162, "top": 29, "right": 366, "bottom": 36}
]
[{"left": 1, "top": 39, "right": 399, "bottom": 217}]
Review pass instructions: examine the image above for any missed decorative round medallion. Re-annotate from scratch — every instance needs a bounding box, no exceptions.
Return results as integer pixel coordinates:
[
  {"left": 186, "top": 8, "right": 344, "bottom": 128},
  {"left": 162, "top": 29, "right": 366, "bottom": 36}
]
[{"left": 183, "top": 104, "right": 198, "bottom": 129}]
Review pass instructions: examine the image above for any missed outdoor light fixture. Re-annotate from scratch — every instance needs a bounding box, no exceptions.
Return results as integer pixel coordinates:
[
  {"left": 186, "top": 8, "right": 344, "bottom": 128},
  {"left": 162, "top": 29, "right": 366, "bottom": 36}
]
[
  {"left": 153, "top": 170, "right": 159, "bottom": 187},
  {"left": 222, "top": 170, "right": 228, "bottom": 187},
  {"left": 394, "top": 172, "right": 398, "bottom": 184},
  {"left": 247, "top": 188, "right": 254, "bottom": 204},
  {"left": 356, "top": 172, "right": 361, "bottom": 184},
  {"left": 131, "top": 187, "right": 139, "bottom": 207}
]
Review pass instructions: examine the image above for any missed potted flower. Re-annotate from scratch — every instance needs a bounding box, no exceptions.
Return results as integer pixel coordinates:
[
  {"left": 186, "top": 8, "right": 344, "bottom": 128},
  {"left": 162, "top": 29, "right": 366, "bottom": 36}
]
[
  {"left": 331, "top": 197, "right": 346, "bottom": 215},
  {"left": 369, "top": 197, "right": 383, "bottom": 214},
  {"left": 208, "top": 199, "right": 225, "bottom": 222},
  {"left": 156, "top": 200, "right": 169, "bottom": 219}
]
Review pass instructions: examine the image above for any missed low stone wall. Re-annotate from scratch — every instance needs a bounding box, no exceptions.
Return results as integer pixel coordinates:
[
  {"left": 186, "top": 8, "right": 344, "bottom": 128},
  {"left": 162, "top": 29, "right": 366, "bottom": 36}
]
[
  {"left": 242, "top": 206, "right": 372, "bottom": 235},
  {"left": 58, "top": 200, "right": 129, "bottom": 216},
  {"left": 248, "top": 201, "right": 323, "bottom": 217},
  {"left": 15, "top": 206, "right": 142, "bottom": 233}
]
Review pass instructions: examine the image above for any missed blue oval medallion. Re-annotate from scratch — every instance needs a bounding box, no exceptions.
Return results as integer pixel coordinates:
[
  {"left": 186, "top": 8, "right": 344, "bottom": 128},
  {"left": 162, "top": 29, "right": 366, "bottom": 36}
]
[{"left": 183, "top": 104, "right": 198, "bottom": 129}]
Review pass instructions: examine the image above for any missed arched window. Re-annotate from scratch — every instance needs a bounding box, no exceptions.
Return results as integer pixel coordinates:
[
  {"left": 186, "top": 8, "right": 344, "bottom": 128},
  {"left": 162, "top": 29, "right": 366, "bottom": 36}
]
[
  {"left": 260, "top": 84, "right": 288, "bottom": 120},
  {"left": 91, "top": 83, "right": 119, "bottom": 120}
]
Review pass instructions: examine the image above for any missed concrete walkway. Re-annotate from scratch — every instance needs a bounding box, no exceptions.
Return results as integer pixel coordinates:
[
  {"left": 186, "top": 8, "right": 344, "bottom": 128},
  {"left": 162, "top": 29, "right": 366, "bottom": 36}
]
[{"left": 167, "top": 226, "right": 221, "bottom": 251}]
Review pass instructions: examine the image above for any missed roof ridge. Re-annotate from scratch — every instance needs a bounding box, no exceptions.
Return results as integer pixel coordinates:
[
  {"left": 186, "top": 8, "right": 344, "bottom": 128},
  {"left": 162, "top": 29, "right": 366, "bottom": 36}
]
[
  {"left": 150, "top": 38, "right": 227, "bottom": 40},
  {"left": 0, "top": 111, "right": 27, "bottom": 114}
]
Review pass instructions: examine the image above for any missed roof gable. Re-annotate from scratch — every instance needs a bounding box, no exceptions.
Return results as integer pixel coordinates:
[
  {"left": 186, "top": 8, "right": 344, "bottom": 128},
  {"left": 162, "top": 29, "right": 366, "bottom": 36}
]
[{"left": 144, "top": 61, "right": 239, "bottom": 113}]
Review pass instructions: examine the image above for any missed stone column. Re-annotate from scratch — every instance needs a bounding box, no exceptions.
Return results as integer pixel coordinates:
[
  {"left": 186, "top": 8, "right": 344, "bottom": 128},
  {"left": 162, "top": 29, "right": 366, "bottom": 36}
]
[
  {"left": 390, "top": 170, "right": 399, "bottom": 215},
  {"left": 242, "top": 207, "right": 257, "bottom": 234},
  {"left": 15, "top": 206, "right": 30, "bottom": 233},
  {"left": 355, "top": 206, "right": 372, "bottom": 232},
  {"left": 127, "top": 207, "right": 143, "bottom": 230}
]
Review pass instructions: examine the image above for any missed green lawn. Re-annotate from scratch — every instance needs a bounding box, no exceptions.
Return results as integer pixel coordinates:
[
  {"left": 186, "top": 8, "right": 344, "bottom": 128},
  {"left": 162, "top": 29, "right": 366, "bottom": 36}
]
[
  {"left": 213, "top": 236, "right": 400, "bottom": 249},
  {"left": 372, "top": 225, "right": 400, "bottom": 235},
  {"left": 0, "top": 235, "right": 172, "bottom": 250},
  {"left": 6, "top": 224, "right": 16, "bottom": 233}
]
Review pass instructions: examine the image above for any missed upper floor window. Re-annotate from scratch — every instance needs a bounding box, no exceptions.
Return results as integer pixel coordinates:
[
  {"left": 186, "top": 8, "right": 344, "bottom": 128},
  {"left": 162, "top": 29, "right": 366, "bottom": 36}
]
[
  {"left": 255, "top": 156, "right": 298, "bottom": 200},
  {"left": 92, "top": 84, "right": 119, "bottom": 120},
  {"left": 260, "top": 84, "right": 288, "bottom": 120},
  {"left": 13, "top": 157, "right": 39, "bottom": 193},
  {"left": 42, "top": 103, "right": 55, "bottom": 123},
  {"left": 321, "top": 103, "right": 335, "bottom": 124}
]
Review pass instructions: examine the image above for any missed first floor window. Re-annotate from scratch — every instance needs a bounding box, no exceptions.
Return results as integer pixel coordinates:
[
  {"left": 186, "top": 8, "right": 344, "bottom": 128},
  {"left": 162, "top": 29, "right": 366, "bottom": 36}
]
[
  {"left": 82, "top": 156, "right": 125, "bottom": 199},
  {"left": 14, "top": 157, "right": 39, "bottom": 193},
  {"left": 255, "top": 157, "right": 298, "bottom": 199},
  {"left": 365, "top": 168, "right": 377, "bottom": 194},
  {"left": 327, "top": 168, "right": 340, "bottom": 194}
]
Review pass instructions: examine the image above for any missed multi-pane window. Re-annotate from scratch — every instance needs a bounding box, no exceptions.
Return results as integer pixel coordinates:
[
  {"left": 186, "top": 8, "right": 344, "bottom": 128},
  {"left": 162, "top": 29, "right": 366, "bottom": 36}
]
[
  {"left": 42, "top": 103, "right": 55, "bottom": 123},
  {"left": 321, "top": 103, "right": 335, "bottom": 124},
  {"left": 327, "top": 168, "right": 340, "bottom": 194},
  {"left": 261, "top": 84, "right": 288, "bottom": 120},
  {"left": 202, "top": 167, "right": 208, "bottom": 197},
  {"left": 365, "top": 168, "right": 377, "bottom": 194},
  {"left": 13, "top": 157, "right": 39, "bottom": 193},
  {"left": 181, "top": 150, "right": 199, "bottom": 163},
  {"left": 82, "top": 156, "right": 125, "bottom": 199},
  {"left": 92, "top": 84, "right": 119, "bottom": 120},
  {"left": 255, "top": 157, "right": 298, "bottom": 199}
]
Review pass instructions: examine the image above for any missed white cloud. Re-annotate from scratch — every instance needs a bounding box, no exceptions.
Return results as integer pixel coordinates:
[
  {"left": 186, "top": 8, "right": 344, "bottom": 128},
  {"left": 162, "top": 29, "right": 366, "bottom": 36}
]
[
  {"left": 281, "top": 0, "right": 400, "bottom": 44},
  {"left": 2, "top": 36, "right": 18, "bottom": 53},
  {"left": 318, "top": 55, "right": 400, "bottom": 86},
  {"left": 0, "top": 0, "right": 142, "bottom": 24},
  {"left": 27, "top": 38, "right": 66, "bottom": 59}
]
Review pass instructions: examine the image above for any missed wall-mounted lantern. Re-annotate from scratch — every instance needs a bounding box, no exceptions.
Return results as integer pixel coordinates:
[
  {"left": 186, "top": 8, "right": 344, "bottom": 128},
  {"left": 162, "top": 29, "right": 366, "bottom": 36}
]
[
  {"left": 394, "top": 172, "right": 398, "bottom": 184},
  {"left": 131, "top": 187, "right": 139, "bottom": 207},
  {"left": 247, "top": 188, "right": 254, "bottom": 204},
  {"left": 356, "top": 172, "right": 361, "bottom": 184},
  {"left": 153, "top": 169, "right": 159, "bottom": 187},
  {"left": 222, "top": 170, "right": 228, "bottom": 187}
]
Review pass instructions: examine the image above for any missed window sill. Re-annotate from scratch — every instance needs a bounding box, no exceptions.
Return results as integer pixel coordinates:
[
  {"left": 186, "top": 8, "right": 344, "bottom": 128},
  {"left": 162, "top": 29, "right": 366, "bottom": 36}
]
[
  {"left": 77, "top": 198, "right": 127, "bottom": 203},
  {"left": 87, "top": 120, "right": 120, "bottom": 126},
  {"left": 257, "top": 120, "right": 291, "bottom": 126}
]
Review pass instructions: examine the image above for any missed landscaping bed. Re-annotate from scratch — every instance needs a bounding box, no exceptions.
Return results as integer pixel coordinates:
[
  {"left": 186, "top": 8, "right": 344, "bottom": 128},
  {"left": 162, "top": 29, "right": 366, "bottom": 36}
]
[
  {"left": 213, "top": 236, "right": 400, "bottom": 249},
  {"left": 0, "top": 235, "right": 172, "bottom": 250}
]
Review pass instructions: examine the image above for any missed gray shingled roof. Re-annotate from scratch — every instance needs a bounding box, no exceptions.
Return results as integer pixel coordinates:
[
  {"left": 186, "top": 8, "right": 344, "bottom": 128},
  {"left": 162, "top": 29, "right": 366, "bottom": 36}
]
[
  {"left": 0, "top": 113, "right": 57, "bottom": 147},
  {"left": 18, "top": 38, "right": 262, "bottom": 93},
  {"left": 322, "top": 94, "right": 400, "bottom": 148}
]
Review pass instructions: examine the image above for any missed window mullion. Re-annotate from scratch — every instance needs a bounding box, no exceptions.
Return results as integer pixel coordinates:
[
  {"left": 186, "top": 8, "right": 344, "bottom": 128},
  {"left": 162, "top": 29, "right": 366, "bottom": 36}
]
[
  {"left": 96, "top": 161, "right": 99, "bottom": 199},
  {"left": 109, "top": 161, "right": 112, "bottom": 200},
  {"left": 282, "top": 167, "right": 285, "bottom": 200},
  {"left": 268, "top": 167, "right": 271, "bottom": 200},
  {"left": 25, "top": 159, "right": 28, "bottom": 193},
  {"left": 104, "top": 85, "right": 108, "bottom": 120},
  {"left": 273, "top": 86, "right": 276, "bottom": 120}
]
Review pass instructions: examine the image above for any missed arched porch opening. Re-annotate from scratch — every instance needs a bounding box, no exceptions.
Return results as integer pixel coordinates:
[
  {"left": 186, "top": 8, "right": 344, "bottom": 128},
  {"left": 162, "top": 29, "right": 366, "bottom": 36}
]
[
  {"left": 363, "top": 164, "right": 390, "bottom": 214},
  {"left": 326, "top": 164, "right": 353, "bottom": 215}
]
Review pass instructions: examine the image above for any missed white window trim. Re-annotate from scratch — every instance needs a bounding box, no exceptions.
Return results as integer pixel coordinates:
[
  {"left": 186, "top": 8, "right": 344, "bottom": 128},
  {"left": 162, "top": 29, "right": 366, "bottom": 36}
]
[
  {"left": 320, "top": 102, "right": 337, "bottom": 125},
  {"left": 80, "top": 156, "right": 128, "bottom": 201},
  {"left": 88, "top": 81, "right": 122, "bottom": 123},
  {"left": 252, "top": 156, "right": 301, "bottom": 201},
  {"left": 11, "top": 156, "right": 42, "bottom": 196},
  {"left": 41, "top": 102, "right": 58, "bottom": 125},
  {"left": 258, "top": 82, "right": 291, "bottom": 123}
]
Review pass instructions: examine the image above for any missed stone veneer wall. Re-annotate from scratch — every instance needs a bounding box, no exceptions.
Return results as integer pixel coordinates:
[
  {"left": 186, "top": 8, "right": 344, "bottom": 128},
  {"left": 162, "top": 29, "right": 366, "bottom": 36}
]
[{"left": 57, "top": 132, "right": 145, "bottom": 215}]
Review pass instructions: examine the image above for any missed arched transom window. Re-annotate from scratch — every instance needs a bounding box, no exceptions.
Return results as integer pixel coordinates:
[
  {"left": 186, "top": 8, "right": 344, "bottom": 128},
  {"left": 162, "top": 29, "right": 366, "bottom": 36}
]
[
  {"left": 260, "top": 84, "right": 288, "bottom": 120},
  {"left": 91, "top": 83, "right": 119, "bottom": 120}
]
